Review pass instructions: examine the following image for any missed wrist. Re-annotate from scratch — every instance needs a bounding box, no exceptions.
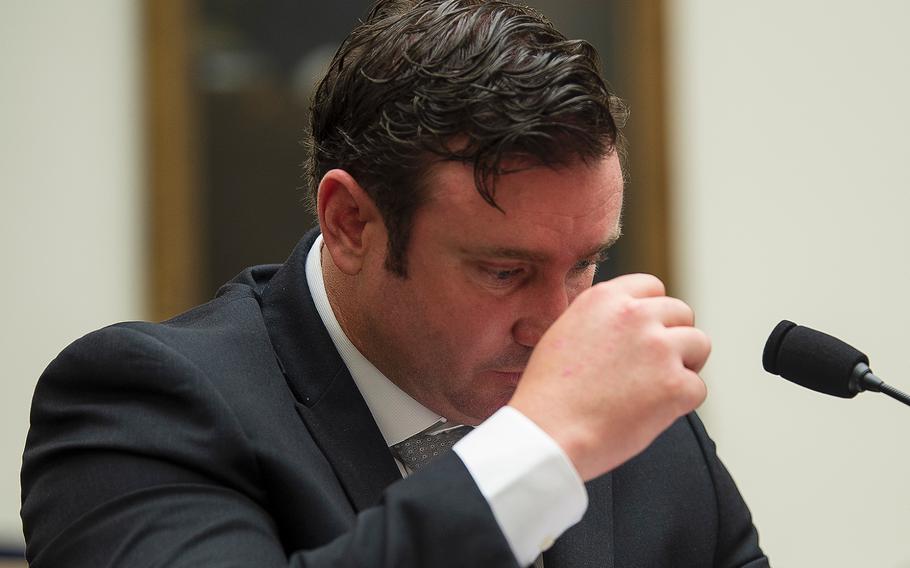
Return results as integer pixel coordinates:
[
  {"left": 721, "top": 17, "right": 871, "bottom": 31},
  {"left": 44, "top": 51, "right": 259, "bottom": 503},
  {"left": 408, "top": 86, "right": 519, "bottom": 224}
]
[{"left": 506, "top": 401, "right": 591, "bottom": 480}]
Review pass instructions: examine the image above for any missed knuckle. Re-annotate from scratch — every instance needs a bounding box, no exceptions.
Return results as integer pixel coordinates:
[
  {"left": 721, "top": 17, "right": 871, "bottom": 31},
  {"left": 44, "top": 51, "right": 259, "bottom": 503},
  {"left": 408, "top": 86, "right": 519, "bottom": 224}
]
[
  {"left": 663, "top": 368, "right": 688, "bottom": 394},
  {"left": 685, "top": 371, "right": 707, "bottom": 398},
  {"left": 686, "top": 376, "right": 708, "bottom": 410},
  {"left": 699, "top": 331, "right": 712, "bottom": 357},
  {"left": 642, "top": 328, "right": 671, "bottom": 357},
  {"left": 681, "top": 301, "right": 695, "bottom": 324},
  {"left": 668, "top": 372, "right": 706, "bottom": 411},
  {"left": 686, "top": 327, "right": 711, "bottom": 360},
  {"left": 581, "top": 282, "right": 615, "bottom": 309},
  {"left": 642, "top": 274, "right": 666, "bottom": 296},
  {"left": 588, "top": 281, "right": 613, "bottom": 299},
  {"left": 617, "top": 298, "right": 647, "bottom": 325},
  {"left": 665, "top": 297, "right": 694, "bottom": 326}
]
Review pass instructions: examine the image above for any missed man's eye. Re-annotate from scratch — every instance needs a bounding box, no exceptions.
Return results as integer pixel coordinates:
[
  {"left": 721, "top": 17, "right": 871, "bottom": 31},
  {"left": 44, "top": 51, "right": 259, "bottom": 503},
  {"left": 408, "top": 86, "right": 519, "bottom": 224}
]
[
  {"left": 574, "top": 253, "right": 608, "bottom": 273},
  {"left": 491, "top": 268, "right": 521, "bottom": 280},
  {"left": 573, "top": 259, "right": 597, "bottom": 272},
  {"left": 483, "top": 267, "right": 524, "bottom": 285}
]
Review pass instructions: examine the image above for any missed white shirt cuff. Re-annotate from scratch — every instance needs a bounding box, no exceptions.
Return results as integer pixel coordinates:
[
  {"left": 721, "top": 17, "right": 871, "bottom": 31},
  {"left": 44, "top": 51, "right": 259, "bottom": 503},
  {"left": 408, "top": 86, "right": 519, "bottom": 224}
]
[{"left": 453, "top": 405, "right": 588, "bottom": 567}]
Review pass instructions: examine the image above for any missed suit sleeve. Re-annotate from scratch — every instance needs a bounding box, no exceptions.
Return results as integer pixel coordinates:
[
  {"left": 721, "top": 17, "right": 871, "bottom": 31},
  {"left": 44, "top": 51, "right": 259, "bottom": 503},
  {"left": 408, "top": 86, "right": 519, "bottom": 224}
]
[
  {"left": 685, "top": 413, "right": 770, "bottom": 568},
  {"left": 20, "top": 325, "right": 518, "bottom": 568}
]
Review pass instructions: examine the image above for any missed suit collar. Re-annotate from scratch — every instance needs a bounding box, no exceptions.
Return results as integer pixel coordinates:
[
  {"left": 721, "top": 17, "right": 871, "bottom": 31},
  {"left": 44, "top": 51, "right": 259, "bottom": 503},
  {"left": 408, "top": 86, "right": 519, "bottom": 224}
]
[{"left": 258, "top": 229, "right": 401, "bottom": 511}]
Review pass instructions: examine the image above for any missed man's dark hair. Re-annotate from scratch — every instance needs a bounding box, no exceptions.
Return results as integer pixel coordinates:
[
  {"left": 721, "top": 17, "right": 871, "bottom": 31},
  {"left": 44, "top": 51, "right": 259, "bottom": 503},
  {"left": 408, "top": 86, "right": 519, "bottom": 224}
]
[{"left": 306, "top": 0, "right": 626, "bottom": 275}]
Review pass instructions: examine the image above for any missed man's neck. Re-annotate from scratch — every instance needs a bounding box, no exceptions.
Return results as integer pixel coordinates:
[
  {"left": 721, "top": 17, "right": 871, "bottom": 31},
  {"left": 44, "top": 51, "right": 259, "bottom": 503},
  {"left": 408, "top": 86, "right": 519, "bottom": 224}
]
[{"left": 310, "top": 237, "right": 443, "bottom": 446}]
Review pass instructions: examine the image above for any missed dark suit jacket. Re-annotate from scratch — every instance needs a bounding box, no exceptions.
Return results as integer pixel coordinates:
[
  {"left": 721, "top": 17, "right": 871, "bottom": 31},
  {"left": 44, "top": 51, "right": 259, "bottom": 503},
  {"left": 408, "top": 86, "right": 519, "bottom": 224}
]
[{"left": 21, "top": 230, "right": 769, "bottom": 567}]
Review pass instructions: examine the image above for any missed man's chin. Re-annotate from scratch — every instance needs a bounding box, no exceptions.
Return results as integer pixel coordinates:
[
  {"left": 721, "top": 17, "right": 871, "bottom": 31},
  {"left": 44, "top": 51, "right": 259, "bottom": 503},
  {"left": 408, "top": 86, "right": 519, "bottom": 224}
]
[
  {"left": 447, "top": 370, "right": 523, "bottom": 425},
  {"left": 466, "top": 386, "right": 518, "bottom": 425}
]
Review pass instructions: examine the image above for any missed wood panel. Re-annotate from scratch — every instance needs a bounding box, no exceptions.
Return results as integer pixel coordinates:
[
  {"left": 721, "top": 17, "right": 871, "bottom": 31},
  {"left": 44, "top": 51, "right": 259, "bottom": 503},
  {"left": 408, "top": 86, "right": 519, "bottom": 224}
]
[
  {"left": 142, "top": 1, "right": 672, "bottom": 310},
  {"left": 144, "top": 0, "right": 203, "bottom": 321},
  {"left": 614, "top": 0, "right": 673, "bottom": 288}
]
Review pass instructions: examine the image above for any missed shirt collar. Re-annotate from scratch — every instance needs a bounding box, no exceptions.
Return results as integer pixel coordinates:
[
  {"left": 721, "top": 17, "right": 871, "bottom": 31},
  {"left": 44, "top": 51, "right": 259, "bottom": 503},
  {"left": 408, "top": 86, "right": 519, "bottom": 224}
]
[{"left": 304, "top": 234, "right": 443, "bottom": 447}]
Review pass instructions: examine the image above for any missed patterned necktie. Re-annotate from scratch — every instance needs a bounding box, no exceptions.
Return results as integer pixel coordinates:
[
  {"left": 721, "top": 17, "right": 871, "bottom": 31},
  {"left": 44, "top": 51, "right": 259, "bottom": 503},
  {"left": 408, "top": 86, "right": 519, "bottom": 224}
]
[
  {"left": 392, "top": 424, "right": 546, "bottom": 568},
  {"left": 390, "top": 424, "right": 472, "bottom": 472}
]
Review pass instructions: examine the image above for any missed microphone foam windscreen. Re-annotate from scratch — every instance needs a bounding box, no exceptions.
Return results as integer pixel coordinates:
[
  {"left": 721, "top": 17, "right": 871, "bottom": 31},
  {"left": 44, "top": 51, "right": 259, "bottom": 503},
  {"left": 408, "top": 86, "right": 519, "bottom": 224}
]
[{"left": 763, "top": 320, "right": 868, "bottom": 398}]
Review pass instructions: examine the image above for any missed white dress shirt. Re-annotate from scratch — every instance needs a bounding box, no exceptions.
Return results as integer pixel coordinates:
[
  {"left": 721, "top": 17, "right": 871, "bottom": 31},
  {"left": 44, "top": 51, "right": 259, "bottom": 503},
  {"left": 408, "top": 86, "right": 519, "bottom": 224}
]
[{"left": 305, "top": 234, "right": 587, "bottom": 567}]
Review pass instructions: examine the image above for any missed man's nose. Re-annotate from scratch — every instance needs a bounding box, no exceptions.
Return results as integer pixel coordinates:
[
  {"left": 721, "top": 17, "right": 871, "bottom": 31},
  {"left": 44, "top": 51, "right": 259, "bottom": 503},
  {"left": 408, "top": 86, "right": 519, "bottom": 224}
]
[{"left": 511, "top": 281, "right": 572, "bottom": 348}]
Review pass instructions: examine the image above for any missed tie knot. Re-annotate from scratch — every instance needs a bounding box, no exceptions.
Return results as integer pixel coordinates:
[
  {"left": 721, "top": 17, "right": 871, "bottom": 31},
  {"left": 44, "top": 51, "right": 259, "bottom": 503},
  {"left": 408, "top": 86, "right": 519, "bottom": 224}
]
[{"left": 390, "top": 425, "right": 472, "bottom": 472}]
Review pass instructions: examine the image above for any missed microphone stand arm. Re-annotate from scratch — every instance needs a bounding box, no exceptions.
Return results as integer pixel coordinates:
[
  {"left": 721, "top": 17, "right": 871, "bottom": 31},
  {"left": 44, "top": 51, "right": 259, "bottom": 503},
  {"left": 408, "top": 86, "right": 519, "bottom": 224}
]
[{"left": 851, "top": 362, "right": 910, "bottom": 407}]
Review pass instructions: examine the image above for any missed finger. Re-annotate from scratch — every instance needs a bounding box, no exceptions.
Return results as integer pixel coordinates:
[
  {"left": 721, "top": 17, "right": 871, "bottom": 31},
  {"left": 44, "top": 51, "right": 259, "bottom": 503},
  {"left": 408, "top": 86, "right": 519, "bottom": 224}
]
[
  {"left": 665, "top": 326, "right": 712, "bottom": 373},
  {"left": 678, "top": 368, "right": 708, "bottom": 411},
  {"left": 640, "top": 296, "right": 694, "bottom": 328},
  {"left": 604, "top": 273, "right": 666, "bottom": 298}
]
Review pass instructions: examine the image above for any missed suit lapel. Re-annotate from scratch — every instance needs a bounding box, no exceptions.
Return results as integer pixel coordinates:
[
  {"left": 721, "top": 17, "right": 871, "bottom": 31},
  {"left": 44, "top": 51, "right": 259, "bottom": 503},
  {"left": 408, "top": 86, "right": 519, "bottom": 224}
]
[
  {"left": 293, "top": 377, "right": 403, "bottom": 512},
  {"left": 544, "top": 472, "right": 614, "bottom": 568},
  {"left": 260, "top": 230, "right": 401, "bottom": 512}
]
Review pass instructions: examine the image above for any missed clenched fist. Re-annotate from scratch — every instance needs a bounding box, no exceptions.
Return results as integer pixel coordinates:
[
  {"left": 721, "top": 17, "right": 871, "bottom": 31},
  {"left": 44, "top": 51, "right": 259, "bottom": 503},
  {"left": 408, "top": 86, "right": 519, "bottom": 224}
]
[{"left": 509, "top": 273, "right": 710, "bottom": 481}]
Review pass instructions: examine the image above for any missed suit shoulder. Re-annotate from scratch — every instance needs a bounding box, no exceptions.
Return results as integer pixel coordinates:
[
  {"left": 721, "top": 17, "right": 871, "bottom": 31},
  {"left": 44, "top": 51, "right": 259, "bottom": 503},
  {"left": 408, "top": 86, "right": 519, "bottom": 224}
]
[
  {"left": 49, "top": 283, "right": 271, "bottom": 378},
  {"left": 25, "top": 291, "right": 274, "bottom": 501}
]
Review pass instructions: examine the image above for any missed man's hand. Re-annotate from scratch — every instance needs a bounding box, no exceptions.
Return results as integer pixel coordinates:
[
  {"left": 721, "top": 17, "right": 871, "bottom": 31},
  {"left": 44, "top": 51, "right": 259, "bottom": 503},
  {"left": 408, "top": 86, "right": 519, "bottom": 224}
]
[{"left": 508, "top": 274, "right": 710, "bottom": 481}]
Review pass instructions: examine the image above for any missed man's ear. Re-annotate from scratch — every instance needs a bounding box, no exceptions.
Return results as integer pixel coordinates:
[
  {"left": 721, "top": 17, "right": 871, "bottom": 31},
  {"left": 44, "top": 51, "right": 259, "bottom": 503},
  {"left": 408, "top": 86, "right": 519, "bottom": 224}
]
[{"left": 317, "top": 169, "right": 382, "bottom": 275}]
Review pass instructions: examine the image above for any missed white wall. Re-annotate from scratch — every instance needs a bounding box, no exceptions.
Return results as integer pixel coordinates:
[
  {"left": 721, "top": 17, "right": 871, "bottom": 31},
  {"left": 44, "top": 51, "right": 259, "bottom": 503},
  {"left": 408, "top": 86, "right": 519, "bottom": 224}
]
[
  {"left": 0, "top": 1, "right": 144, "bottom": 546},
  {"left": 666, "top": 2, "right": 910, "bottom": 566}
]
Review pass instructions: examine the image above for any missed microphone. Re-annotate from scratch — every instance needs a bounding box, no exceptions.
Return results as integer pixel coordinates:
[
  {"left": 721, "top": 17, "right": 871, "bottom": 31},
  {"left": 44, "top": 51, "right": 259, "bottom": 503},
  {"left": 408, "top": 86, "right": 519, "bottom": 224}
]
[{"left": 762, "top": 320, "right": 910, "bottom": 407}]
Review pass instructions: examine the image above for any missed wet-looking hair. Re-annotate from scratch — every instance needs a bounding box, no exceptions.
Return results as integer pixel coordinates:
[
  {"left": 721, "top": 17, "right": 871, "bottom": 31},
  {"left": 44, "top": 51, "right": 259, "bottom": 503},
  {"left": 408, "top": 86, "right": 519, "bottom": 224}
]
[{"left": 306, "top": 0, "right": 626, "bottom": 275}]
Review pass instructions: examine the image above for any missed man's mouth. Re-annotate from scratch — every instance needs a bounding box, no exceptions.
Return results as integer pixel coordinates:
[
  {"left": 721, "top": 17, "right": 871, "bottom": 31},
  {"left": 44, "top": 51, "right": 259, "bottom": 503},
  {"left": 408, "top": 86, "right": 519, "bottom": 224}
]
[{"left": 489, "top": 369, "right": 524, "bottom": 384}]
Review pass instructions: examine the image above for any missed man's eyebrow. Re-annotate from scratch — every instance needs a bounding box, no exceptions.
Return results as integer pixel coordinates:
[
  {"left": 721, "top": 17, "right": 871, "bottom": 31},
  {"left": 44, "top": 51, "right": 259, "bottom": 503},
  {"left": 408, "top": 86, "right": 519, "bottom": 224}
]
[
  {"left": 464, "top": 230, "right": 622, "bottom": 263},
  {"left": 583, "top": 230, "right": 622, "bottom": 260},
  {"left": 463, "top": 246, "right": 550, "bottom": 262}
]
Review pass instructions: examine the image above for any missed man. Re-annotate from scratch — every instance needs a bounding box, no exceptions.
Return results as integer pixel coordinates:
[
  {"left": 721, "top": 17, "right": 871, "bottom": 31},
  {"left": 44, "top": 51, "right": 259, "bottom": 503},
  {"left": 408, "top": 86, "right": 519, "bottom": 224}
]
[{"left": 21, "top": 1, "right": 769, "bottom": 566}]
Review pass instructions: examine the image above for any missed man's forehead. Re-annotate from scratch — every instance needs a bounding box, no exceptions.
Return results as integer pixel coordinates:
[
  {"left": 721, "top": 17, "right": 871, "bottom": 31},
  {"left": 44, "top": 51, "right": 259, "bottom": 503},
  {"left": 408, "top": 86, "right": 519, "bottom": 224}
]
[{"left": 423, "top": 153, "right": 624, "bottom": 206}]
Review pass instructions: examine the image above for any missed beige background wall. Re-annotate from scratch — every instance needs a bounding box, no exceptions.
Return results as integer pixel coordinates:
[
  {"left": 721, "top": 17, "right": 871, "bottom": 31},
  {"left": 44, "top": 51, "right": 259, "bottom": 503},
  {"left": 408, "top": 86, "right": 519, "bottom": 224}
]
[
  {"left": 0, "top": 0, "right": 144, "bottom": 547},
  {"left": 666, "top": 1, "right": 910, "bottom": 566}
]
